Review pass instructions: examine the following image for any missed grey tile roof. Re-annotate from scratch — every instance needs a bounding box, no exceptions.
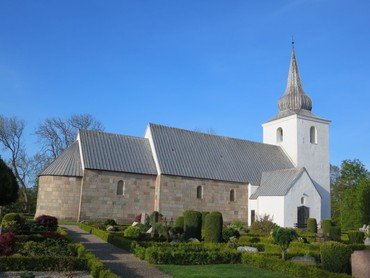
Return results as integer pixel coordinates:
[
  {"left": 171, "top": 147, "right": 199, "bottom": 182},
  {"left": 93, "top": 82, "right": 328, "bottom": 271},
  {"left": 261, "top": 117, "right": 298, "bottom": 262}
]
[
  {"left": 249, "top": 167, "right": 305, "bottom": 199},
  {"left": 149, "top": 123, "right": 294, "bottom": 184},
  {"left": 79, "top": 130, "right": 157, "bottom": 175},
  {"left": 40, "top": 141, "right": 83, "bottom": 177}
]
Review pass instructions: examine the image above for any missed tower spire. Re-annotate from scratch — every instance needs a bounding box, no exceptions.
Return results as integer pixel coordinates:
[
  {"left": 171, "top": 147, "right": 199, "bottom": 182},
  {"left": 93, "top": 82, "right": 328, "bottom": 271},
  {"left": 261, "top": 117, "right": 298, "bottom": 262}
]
[{"left": 278, "top": 44, "right": 312, "bottom": 112}]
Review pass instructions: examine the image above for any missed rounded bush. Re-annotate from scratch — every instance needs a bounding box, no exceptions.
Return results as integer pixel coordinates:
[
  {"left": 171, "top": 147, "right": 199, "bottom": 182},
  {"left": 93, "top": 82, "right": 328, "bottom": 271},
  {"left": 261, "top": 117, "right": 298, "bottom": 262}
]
[
  {"left": 123, "top": 226, "right": 141, "bottom": 239},
  {"left": 201, "top": 211, "right": 209, "bottom": 229},
  {"left": 329, "top": 226, "right": 341, "bottom": 241},
  {"left": 321, "top": 219, "right": 332, "bottom": 236},
  {"left": 222, "top": 227, "right": 240, "bottom": 242},
  {"left": 2, "top": 213, "right": 25, "bottom": 227},
  {"left": 204, "top": 211, "right": 223, "bottom": 243},
  {"left": 35, "top": 215, "right": 58, "bottom": 231},
  {"left": 183, "top": 210, "right": 202, "bottom": 240},
  {"left": 348, "top": 231, "right": 365, "bottom": 244},
  {"left": 320, "top": 241, "right": 351, "bottom": 273},
  {"left": 307, "top": 218, "right": 317, "bottom": 233},
  {"left": 174, "top": 216, "right": 184, "bottom": 229}
]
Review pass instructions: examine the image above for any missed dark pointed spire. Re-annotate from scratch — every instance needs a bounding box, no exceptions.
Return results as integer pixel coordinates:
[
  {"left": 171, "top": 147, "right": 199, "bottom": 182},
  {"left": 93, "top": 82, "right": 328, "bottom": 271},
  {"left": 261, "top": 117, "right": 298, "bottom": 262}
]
[{"left": 278, "top": 46, "right": 312, "bottom": 112}]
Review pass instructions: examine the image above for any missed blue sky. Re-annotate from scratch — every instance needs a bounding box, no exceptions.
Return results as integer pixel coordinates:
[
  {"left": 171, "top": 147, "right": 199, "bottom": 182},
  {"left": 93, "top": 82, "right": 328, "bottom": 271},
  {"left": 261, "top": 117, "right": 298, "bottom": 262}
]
[{"left": 0, "top": 0, "right": 369, "bottom": 168}]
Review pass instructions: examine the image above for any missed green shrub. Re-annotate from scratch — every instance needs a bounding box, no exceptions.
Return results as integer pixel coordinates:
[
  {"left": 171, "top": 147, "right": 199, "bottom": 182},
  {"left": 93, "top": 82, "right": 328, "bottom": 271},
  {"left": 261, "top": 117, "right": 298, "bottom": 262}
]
[
  {"left": 123, "top": 226, "right": 141, "bottom": 239},
  {"left": 35, "top": 215, "right": 58, "bottom": 231},
  {"left": 183, "top": 210, "right": 202, "bottom": 240},
  {"left": 222, "top": 227, "right": 239, "bottom": 242},
  {"left": 241, "top": 253, "right": 350, "bottom": 278},
  {"left": 250, "top": 214, "right": 276, "bottom": 236},
  {"left": 347, "top": 244, "right": 366, "bottom": 252},
  {"left": 201, "top": 211, "right": 209, "bottom": 229},
  {"left": 307, "top": 218, "right": 317, "bottom": 233},
  {"left": 20, "top": 238, "right": 73, "bottom": 257},
  {"left": 320, "top": 241, "right": 352, "bottom": 274},
  {"left": 1, "top": 213, "right": 25, "bottom": 232},
  {"left": 204, "top": 212, "right": 223, "bottom": 243},
  {"left": 322, "top": 219, "right": 332, "bottom": 236},
  {"left": 229, "top": 219, "right": 246, "bottom": 233},
  {"left": 329, "top": 226, "right": 341, "bottom": 241},
  {"left": 104, "top": 219, "right": 117, "bottom": 226},
  {"left": 149, "top": 211, "right": 160, "bottom": 226},
  {"left": 348, "top": 231, "right": 364, "bottom": 244},
  {"left": 271, "top": 227, "right": 298, "bottom": 260},
  {"left": 174, "top": 216, "right": 184, "bottom": 229}
]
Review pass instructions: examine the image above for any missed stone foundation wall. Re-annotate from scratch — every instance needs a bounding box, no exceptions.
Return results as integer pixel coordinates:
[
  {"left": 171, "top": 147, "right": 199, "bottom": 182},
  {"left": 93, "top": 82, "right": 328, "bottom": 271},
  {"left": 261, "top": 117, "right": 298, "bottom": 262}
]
[
  {"left": 36, "top": 175, "right": 82, "bottom": 220},
  {"left": 79, "top": 169, "right": 156, "bottom": 223},
  {"left": 158, "top": 175, "right": 248, "bottom": 223}
]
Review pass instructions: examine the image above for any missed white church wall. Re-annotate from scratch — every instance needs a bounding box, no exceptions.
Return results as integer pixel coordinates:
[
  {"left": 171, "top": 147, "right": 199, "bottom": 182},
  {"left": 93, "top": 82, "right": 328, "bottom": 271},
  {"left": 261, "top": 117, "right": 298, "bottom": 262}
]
[
  {"left": 256, "top": 196, "right": 285, "bottom": 227},
  {"left": 296, "top": 116, "right": 330, "bottom": 220},
  {"left": 247, "top": 183, "right": 259, "bottom": 226},
  {"left": 262, "top": 115, "right": 297, "bottom": 166},
  {"left": 284, "top": 171, "right": 321, "bottom": 227}
]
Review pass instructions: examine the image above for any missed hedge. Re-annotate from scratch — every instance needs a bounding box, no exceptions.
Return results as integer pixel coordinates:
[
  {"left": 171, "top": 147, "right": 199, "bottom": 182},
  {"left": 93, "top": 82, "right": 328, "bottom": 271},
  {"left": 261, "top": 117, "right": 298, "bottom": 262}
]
[
  {"left": 204, "top": 212, "right": 223, "bottom": 243},
  {"left": 144, "top": 245, "right": 241, "bottom": 265},
  {"left": 320, "top": 241, "right": 352, "bottom": 274},
  {"left": 307, "top": 218, "right": 318, "bottom": 233},
  {"left": 322, "top": 219, "right": 332, "bottom": 236},
  {"left": 0, "top": 256, "right": 86, "bottom": 271},
  {"left": 329, "top": 226, "right": 341, "bottom": 241},
  {"left": 348, "top": 231, "right": 364, "bottom": 244},
  {"left": 183, "top": 210, "right": 202, "bottom": 240},
  {"left": 174, "top": 216, "right": 184, "bottom": 230},
  {"left": 241, "top": 253, "right": 350, "bottom": 278}
]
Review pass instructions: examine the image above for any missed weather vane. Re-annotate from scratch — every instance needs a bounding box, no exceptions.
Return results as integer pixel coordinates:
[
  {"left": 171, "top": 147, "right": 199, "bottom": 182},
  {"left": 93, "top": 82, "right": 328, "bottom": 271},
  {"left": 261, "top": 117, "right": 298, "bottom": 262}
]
[{"left": 292, "top": 35, "right": 295, "bottom": 48}]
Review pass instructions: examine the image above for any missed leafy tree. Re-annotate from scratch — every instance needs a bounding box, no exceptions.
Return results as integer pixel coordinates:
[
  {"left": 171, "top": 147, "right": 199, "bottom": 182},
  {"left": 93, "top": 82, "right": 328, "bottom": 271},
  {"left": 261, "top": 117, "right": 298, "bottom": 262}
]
[
  {"left": 0, "top": 158, "right": 19, "bottom": 223},
  {"left": 272, "top": 226, "right": 298, "bottom": 260}
]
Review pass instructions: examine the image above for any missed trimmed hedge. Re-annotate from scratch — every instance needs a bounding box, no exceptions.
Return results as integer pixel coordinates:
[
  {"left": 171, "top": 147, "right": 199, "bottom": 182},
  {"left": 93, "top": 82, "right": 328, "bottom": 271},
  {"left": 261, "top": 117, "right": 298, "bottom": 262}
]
[
  {"left": 320, "top": 241, "right": 352, "bottom": 274},
  {"left": 241, "top": 253, "right": 350, "bottom": 278},
  {"left": 348, "top": 231, "right": 364, "bottom": 244},
  {"left": 0, "top": 256, "right": 86, "bottom": 271},
  {"left": 123, "top": 226, "right": 141, "bottom": 239},
  {"left": 144, "top": 245, "right": 241, "bottom": 265},
  {"left": 222, "top": 226, "right": 239, "bottom": 242},
  {"left": 183, "top": 210, "right": 202, "bottom": 240},
  {"left": 201, "top": 211, "right": 209, "bottom": 229},
  {"left": 204, "top": 212, "right": 223, "bottom": 243},
  {"left": 174, "top": 216, "right": 184, "bottom": 230},
  {"left": 307, "top": 218, "right": 318, "bottom": 233},
  {"left": 329, "top": 226, "right": 341, "bottom": 241},
  {"left": 322, "top": 219, "right": 332, "bottom": 236}
]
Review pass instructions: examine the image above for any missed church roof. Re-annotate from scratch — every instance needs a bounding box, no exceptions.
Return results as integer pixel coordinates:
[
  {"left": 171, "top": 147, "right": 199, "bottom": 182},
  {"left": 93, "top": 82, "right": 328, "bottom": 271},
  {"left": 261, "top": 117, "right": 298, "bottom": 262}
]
[
  {"left": 149, "top": 123, "right": 294, "bottom": 184},
  {"left": 40, "top": 141, "right": 83, "bottom": 177},
  {"left": 79, "top": 130, "right": 158, "bottom": 175},
  {"left": 249, "top": 167, "right": 305, "bottom": 199}
]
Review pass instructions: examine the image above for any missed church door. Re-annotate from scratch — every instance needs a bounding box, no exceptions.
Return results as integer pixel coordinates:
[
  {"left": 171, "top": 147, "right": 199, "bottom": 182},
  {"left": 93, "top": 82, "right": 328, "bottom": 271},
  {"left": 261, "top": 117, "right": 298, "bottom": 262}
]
[{"left": 297, "top": 206, "right": 309, "bottom": 228}]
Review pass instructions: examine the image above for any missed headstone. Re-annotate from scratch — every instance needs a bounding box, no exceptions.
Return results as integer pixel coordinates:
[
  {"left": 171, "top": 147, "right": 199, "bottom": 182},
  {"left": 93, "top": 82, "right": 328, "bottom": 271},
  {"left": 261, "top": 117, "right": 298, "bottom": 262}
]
[
  {"left": 146, "top": 227, "right": 152, "bottom": 234},
  {"left": 364, "top": 237, "right": 370, "bottom": 246},
  {"left": 291, "top": 255, "right": 317, "bottom": 265},
  {"left": 237, "top": 246, "right": 258, "bottom": 253},
  {"left": 132, "top": 221, "right": 138, "bottom": 226},
  {"left": 351, "top": 250, "right": 370, "bottom": 278},
  {"left": 188, "top": 238, "right": 200, "bottom": 243}
]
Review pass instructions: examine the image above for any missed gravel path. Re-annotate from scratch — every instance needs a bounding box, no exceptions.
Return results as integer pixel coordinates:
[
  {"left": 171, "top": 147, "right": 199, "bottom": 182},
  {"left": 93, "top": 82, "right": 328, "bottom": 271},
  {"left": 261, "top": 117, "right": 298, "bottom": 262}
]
[{"left": 62, "top": 225, "right": 170, "bottom": 278}]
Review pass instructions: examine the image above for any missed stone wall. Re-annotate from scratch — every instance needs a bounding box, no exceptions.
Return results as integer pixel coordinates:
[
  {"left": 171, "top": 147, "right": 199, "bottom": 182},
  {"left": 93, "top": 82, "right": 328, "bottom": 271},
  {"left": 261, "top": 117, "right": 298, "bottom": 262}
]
[
  {"left": 158, "top": 175, "right": 248, "bottom": 223},
  {"left": 36, "top": 175, "right": 82, "bottom": 220},
  {"left": 78, "top": 169, "right": 156, "bottom": 223}
]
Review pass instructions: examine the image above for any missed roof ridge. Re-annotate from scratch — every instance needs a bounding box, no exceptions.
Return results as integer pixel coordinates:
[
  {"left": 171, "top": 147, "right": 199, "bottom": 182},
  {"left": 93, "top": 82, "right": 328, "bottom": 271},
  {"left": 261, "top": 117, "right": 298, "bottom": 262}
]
[{"left": 79, "top": 129, "right": 148, "bottom": 141}]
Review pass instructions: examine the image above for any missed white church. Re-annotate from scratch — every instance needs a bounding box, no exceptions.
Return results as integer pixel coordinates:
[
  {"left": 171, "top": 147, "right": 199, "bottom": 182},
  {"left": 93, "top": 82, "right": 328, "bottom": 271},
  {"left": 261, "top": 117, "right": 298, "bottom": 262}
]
[{"left": 37, "top": 47, "right": 330, "bottom": 227}]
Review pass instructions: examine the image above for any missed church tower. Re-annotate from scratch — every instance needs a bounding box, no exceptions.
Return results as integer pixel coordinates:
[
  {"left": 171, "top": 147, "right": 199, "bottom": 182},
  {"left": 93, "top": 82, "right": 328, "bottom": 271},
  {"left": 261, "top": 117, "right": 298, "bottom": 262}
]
[{"left": 262, "top": 47, "right": 331, "bottom": 220}]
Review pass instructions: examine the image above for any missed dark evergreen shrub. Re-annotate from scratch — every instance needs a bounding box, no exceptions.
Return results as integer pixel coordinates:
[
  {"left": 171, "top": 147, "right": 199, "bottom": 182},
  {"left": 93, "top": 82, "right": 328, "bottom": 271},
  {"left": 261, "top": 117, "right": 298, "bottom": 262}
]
[
  {"left": 320, "top": 241, "right": 351, "bottom": 273},
  {"left": 329, "top": 226, "right": 341, "bottom": 241},
  {"left": 222, "top": 227, "right": 240, "bottom": 242},
  {"left": 204, "top": 211, "right": 223, "bottom": 243},
  {"left": 201, "top": 211, "right": 209, "bottom": 228},
  {"left": 348, "top": 231, "right": 365, "bottom": 244},
  {"left": 35, "top": 215, "right": 58, "bottom": 231},
  {"left": 322, "top": 219, "right": 332, "bottom": 236},
  {"left": 307, "top": 218, "right": 317, "bottom": 233},
  {"left": 104, "top": 219, "right": 117, "bottom": 226},
  {"left": 183, "top": 210, "right": 202, "bottom": 240}
]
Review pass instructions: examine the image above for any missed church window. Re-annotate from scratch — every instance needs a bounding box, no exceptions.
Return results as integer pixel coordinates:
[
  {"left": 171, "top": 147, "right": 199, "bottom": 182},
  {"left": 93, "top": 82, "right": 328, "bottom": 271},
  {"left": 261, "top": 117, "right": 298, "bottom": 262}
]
[
  {"left": 196, "top": 186, "right": 203, "bottom": 199},
  {"left": 230, "top": 189, "right": 235, "bottom": 202},
  {"left": 117, "top": 180, "right": 125, "bottom": 196},
  {"left": 301, "top": 196, "right": 305, "bottom": 205},
  {"left": 276, "top": 127, "right": 283, "bottom": 143},
  {"left": 310, "top": 126, "right": 317, "bottom": 144}
]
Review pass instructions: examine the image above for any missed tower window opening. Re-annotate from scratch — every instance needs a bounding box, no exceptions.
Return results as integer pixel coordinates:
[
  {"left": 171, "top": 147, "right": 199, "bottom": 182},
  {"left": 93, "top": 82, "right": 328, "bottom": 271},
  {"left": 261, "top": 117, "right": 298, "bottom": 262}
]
[
  {"left": 301, "top": 196, "right": 305, "bottom": 205},
  {"left": 276, "top": 127, "right": 284, "bottom": 143},
  {"left": 230, "top": 189, "right": 235, "bottom": 202},
  {"left": 117, "top": 180, "right": 125, "bottom": 196},
  {"left": 310, "top": 126, "right": 317, "bottom": 144},
  {"left": 196, "top": 186, "right": 203, "bottom": 199}
]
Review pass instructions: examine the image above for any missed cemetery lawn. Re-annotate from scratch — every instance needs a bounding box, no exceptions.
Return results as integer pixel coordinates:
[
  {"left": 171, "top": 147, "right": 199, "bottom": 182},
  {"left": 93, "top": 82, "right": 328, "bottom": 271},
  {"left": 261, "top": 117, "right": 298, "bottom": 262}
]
[{"left": 156, "top": 264, "right": 292, "bottom": 278}]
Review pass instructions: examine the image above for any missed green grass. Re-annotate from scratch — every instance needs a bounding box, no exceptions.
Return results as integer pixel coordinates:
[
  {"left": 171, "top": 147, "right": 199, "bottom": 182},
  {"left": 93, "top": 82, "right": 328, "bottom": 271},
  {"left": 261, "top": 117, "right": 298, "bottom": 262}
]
[{"left": 156, "top": 264, "right": 292, "bottom": 278}]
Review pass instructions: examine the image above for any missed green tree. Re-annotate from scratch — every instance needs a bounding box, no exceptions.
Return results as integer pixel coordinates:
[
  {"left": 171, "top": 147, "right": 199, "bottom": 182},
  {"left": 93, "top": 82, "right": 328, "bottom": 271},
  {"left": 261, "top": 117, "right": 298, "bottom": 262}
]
[
  {"left": 0, "top": 158, "right": 19, "bottom": 224},
  {"left": 271, "top": 227, "right": 298, "bottom": 260}
]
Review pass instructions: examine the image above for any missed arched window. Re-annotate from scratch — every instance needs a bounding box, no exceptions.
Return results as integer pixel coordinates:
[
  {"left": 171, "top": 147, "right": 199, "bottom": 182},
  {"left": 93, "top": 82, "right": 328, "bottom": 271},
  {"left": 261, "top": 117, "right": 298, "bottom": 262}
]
[
  {"left": 230, "top": 189, "right": 235, "bottom": 202},
  {"left": 301, "top": 196, "right": 305, "bottom": 205},
  {"left": 276, "top": 127, "right": 283, "bottom": 143},
  {"left": 117, "top": 180, "right": 125, "bottom": 196},
  {"left": 196, "top": 186, "right": 203, "bottom": 199},
  {"left": 310, "top": 126, "right": 317, "bottom": 144}
]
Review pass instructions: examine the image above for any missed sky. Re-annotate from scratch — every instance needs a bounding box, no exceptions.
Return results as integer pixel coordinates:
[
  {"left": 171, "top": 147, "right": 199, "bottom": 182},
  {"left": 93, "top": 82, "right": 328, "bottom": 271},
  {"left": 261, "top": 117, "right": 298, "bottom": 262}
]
[{"left": 0, "top": 0, "right": 369, "bottom": 168}]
